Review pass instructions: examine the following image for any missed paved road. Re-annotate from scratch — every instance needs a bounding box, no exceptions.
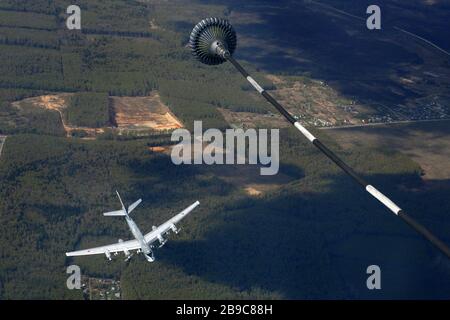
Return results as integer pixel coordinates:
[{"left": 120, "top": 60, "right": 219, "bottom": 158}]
[
  {"left": 308, "top": 0, "right": 450, "bottom": 57},
  {"left": 319, "top": 118, "right": 450, "bottom": 130}
]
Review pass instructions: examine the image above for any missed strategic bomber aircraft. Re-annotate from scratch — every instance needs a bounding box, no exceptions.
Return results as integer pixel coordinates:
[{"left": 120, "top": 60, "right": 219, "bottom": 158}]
[{"left": 66, "top": 191, "right": 200, "bottom": 262}]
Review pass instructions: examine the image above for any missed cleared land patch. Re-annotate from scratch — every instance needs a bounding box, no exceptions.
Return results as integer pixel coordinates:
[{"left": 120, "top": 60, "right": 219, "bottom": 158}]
[
  {"left": 11, "top": 94, "right": 104, "bottom": 138},
  {"left": 111, "top": 93, "right": 183, "bottom": 131},
  {"left": 218, "top": 107, "right": 289, "bottom": 129},
  {"left": 266, "top": 74, "right": 366, "bottom": 127},
  {"left": 10, "top": 92, "right": 183, "bottom": 138}
]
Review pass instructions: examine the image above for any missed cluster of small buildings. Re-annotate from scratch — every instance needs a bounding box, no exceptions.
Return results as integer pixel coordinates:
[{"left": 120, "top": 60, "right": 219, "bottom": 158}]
[{"left": 81, "top": 276, "right": 121, "bottom": 300}]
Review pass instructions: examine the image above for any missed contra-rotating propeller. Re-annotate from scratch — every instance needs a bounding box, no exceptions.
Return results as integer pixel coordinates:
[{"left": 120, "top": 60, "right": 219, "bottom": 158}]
[{"left": 189, "top": 17, "right": 236, "bottom": 65}]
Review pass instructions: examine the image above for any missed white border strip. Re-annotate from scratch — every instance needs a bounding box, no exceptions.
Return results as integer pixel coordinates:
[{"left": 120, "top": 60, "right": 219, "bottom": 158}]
[
  {"left": 246, "top": 76, "right": 264, "bottom": 94},
  {"left": 294, "top": 122, "right": 316, "bottom": 142},
  {"left": 366, "top": 185, "right": 401, "bottom": 215}
]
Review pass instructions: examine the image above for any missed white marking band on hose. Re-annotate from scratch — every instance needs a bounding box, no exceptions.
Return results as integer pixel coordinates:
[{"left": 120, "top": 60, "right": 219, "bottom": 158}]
[
  {"left": 366, "top": 185, "right": 401, "bottom": 215},
  {"left": 294, "top": 121, "right": 316, "bottom": 142},
  {"left": 247, "top": 76, "right": 264, "bottom": 94}
]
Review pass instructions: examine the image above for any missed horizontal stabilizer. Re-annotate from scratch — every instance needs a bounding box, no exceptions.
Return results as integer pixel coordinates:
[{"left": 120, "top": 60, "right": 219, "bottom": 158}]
[
  {"left": 103, "top": 209, "right": 126, "bottom": 216},
  {"left": 128, "top": 199, "right": 142, "bottom": 214}
]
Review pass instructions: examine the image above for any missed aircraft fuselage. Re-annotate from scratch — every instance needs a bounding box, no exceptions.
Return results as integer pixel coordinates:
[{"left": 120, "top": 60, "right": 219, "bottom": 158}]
[{"left": 125, "top": 215, "right": 152, "bottom": 260}]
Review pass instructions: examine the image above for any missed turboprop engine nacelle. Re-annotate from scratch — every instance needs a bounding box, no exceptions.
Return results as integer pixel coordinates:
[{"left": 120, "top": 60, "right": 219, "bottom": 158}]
[
  {"left": 118, "top": 239, "right": 131, "bottom": 257},
  {"left": 170, "top": 224, "right": 179, "bottom": 234},
  {"left": 157, "top": 234, "right": 167, "bottom": 248},
  {"left": 105, "top": 250, "right": 112, "bottom": 261}
]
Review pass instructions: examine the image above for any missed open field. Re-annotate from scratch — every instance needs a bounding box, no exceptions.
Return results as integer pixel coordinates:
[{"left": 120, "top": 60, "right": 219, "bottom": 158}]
[
  {"left": 266, "top": 74, "right": 363, "bottom": 127},
  {"left": 10, "top": 92, "right": 184, "bottom": 138},
  {"left": 111, "top": 93, "right": 183, "bottom": 131},
  {"left": 218, "top": 107, "right": 289, "bottom": 129},
  {"left": 328, "top": 119, "right": 450, "bottom": 180},
  {"left": 11, "top": 94, "right": 105, "bottom": 138},
  {"left": 204, "top": 164, "right": 297, "bottom": 197}
]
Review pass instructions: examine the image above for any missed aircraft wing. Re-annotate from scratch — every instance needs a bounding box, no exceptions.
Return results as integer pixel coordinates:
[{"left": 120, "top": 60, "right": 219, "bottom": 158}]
[
  {"left": 144, "top": 201, "right": 200, "bottom": 244},
  {"left": 66, "top": 238, "right": 141, "bottom": 257}
]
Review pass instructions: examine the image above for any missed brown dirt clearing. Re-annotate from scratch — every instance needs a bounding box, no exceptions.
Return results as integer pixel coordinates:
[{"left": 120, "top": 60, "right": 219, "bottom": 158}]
[{"left": 112, "top": 93, "right": 183, "bottom": 131}]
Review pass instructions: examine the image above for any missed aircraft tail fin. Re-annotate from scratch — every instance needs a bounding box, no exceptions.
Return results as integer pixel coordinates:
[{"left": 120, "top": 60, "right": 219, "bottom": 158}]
[
  {"left": 103, "top": 192, "right": 142, "bottom": 216},
  {"left": 116, "top": 190, "right": 126, "bottom": 209}
]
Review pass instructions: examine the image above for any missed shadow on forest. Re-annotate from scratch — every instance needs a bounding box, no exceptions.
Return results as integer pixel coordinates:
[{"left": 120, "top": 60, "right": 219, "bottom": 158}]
[
  {"left": 188, "top": 0, "right": 450, "bottom": 109},
  {"left": 124, "top": 153, "right": 237, "bottom": 205},
  {"left": 329, "top": 119, "right": 450, "bottom": 152},
  {"left": 158, "top": 170, "right": 450, "bottom": 299}
]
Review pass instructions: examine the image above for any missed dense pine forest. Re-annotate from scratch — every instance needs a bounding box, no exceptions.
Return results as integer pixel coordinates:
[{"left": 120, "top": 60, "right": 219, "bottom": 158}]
[{"left": 0, "top": 0, "right": 449, "bottom": 299}]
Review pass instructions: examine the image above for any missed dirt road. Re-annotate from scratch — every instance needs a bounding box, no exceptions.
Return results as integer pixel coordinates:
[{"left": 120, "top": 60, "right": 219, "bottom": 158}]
[{"left": 0, "top": 135, "right": 6, "bottom": 159}]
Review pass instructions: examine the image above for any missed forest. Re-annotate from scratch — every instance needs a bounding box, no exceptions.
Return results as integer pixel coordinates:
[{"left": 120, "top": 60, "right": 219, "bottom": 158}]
[
  {"left": 0, "top": 0, "right": 449, "bottom": 300},
  {"left": 2, "top": 128, "right": 449, "bottom": 299},
  {"left": 0, "top": 0, "right": 272, "bottom": 132}
]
